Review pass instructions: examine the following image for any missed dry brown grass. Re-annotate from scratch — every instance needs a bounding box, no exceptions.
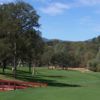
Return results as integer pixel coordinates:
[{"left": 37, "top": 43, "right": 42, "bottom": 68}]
[{"left": 68, "top": 67, "right": 90, "bottom": 73}]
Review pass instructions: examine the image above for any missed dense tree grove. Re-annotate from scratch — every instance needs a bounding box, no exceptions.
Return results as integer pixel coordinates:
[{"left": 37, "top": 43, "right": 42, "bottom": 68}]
[
  {"left": 41, "top": 37, "right": 100, "bottom": 71},
  {"left": 0, "top": 1, "right": 44, "bottom": 77}
]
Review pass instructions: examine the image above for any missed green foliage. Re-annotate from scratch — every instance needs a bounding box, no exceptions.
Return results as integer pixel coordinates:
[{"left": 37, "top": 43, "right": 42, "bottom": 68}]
[
  {"left": 88, "top": 48, "right": 100, "bottom": 72},
  {"left": 0, "top": 1, "right": 44, "bottom": 76},
  {"left": 42, "top": 39, "right": 98, "bottom": 68},
  {"left": 41, "top": 46, "right": 54, "bottom": 66}
]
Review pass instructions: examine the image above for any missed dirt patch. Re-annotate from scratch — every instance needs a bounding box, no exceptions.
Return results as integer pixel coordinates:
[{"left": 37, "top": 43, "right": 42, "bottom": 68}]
[{"left": 68, "top": 68, "right": 90, "bottom": 73}]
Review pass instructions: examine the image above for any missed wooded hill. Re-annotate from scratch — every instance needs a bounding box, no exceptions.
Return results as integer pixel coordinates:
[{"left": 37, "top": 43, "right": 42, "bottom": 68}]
[{"left": 41, "top": 36, "right": 100, "bottom": 71}]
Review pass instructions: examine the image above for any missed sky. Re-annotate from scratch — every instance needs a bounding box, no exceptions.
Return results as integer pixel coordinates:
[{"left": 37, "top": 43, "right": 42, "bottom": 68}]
[{"left": 1, "top": 0, "right": 100, "bottom": 41}]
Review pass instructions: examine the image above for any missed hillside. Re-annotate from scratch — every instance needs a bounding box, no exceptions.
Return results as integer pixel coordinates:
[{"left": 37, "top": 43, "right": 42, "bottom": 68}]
[{"left": 41, "top": 36, "right": 100, "bottom": 70}]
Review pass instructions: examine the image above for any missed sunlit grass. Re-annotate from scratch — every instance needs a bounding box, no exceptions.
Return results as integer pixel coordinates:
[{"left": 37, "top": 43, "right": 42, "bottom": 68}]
[{"left": 0, "top": 67, "right": 100, "bottom": 100}]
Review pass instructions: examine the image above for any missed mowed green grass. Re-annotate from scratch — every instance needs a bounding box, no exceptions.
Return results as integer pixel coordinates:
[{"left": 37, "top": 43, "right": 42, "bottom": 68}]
[{"left": 0, "top": 67, "right": 100, "bottom": 100}]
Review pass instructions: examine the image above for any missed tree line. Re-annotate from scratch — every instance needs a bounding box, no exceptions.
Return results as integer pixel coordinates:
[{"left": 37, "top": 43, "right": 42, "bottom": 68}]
[
  {"left": 0, "top": 1, "right": 100, "bottom": 78},
  {"left": 41, "top": 37, "right": 100, "bottom": 71}
]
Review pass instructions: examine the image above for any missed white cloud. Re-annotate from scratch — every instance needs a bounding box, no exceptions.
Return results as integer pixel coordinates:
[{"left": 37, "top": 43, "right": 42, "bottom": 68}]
[
  {"left": 39, "top": 0, "right": 100, "bottom": 16},
  {"left": 78, "top": 0, "right": 100, "bottom": 6},
  {"left": 40, "top": 2, "right": 70, "bottom": 15}
]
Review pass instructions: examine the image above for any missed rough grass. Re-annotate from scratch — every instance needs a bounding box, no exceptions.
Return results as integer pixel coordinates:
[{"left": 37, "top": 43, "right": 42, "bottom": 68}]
[{"left": 0, "top": 67, "right": 100, "bottom": 100}]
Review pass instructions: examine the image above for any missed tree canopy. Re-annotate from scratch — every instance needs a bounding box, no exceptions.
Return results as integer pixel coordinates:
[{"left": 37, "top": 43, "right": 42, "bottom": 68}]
[{"left": 0, "top": 1, "right": 44, "bottom": 77}]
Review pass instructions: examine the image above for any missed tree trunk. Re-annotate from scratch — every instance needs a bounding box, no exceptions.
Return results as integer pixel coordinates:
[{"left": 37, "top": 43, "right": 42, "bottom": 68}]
[
  {"left": 2, "top": 60, "right": 6, "bottom": 74},
  {"left": 13, "top": 42, "right": 17, "bottom": 78},
  {"left": 32, "top": 64, "right": 36, "bottom": 76},
  {"left": 29, "top": 62, "right": 32, "bottom": 73},
  {"left": 13, "top": 55, "right": 17, "bottom": 78}
]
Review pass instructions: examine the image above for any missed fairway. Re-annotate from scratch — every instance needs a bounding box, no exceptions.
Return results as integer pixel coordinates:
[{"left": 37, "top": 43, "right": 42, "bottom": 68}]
[{"left": 0, "top": 68, "right": 100, "bottom": 100}]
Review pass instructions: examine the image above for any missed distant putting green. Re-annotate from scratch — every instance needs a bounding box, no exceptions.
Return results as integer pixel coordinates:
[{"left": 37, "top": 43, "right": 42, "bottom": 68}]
[{"left": 0, "top": 67, "right": 100, "bottom": 100}]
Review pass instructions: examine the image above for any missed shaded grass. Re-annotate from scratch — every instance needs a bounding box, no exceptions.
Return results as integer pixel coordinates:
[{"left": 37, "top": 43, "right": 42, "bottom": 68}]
[
  {"left": 0, "top": 67, "right": 81, "bottom": 87},
  {"left": 0, "top": 67, "right": 100, "bottom": 100}
]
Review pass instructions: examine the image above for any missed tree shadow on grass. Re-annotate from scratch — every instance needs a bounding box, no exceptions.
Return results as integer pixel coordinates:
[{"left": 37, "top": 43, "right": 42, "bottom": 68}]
[
  {"left": 29, "top": 77, "right": 81, "bottom": 87},
  {"left": 0, "top": 70, "right": 81, "bottom": 88}
]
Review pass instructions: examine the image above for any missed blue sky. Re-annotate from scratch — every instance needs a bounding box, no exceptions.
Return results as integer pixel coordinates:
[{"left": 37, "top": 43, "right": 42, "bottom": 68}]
[{"left": 1, "top": 0, "right": 100, "bottom": 41}]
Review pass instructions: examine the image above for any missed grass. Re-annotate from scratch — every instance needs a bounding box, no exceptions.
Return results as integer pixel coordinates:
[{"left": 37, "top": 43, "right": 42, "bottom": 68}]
[{"left": 0, "top": 67, "right": 100, "bottom": 100}]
